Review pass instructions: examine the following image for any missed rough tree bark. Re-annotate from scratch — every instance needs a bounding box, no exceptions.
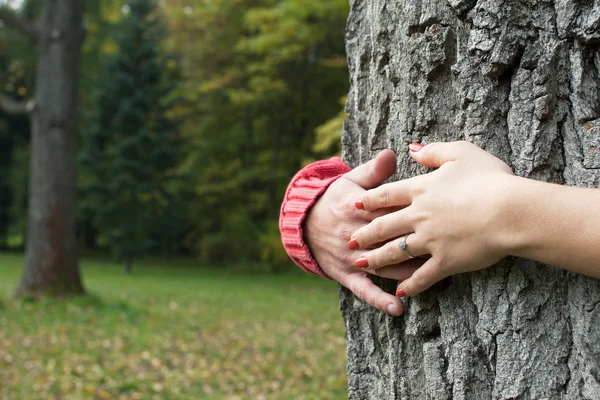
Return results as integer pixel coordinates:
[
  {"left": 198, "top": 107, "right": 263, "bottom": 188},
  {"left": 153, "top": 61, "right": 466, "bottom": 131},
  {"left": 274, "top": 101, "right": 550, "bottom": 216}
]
[
  {"left": 340, "top": 1, "right": 600, "bottom": 399},
  {"left": 0, "top": 1, "right": 85, "bottom": 296}
]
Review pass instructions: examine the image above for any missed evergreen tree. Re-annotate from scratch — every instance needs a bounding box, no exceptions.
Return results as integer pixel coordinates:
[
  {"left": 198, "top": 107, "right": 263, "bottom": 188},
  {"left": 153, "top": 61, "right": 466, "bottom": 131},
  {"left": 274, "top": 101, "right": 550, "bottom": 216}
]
[
  {"left": 81, "top": 0, "right": 183, "bottom": 273},
  {"left": 0, "top": 5, "right": 34, "bottom": 249}
]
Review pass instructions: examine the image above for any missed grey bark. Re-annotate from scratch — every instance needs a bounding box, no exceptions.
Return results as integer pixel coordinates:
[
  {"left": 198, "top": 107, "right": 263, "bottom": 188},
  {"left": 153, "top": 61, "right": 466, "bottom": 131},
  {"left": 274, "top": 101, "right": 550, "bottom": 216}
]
[
  {"left": 340, "top": 1, "right": 600, "bottom": 399},
  {"left": 11, "top": 0, "right": 85, "bottom": 296}
]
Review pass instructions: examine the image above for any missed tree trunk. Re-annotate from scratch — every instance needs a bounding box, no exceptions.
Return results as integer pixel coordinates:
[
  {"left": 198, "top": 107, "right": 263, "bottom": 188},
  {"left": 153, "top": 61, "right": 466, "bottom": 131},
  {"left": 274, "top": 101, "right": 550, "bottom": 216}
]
[
  {"left": 15, "top": 0, "right": 85, "bottom": 296},
  {"left": 124, "top": 259, "right": 133, "bottom": 275},
  {"left": 340, "top": 1, "right": 600, "bottom": 399}
]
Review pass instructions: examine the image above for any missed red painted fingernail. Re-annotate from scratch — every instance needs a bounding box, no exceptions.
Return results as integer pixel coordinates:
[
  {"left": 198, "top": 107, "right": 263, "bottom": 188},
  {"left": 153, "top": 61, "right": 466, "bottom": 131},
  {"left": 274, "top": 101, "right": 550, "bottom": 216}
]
[
  {"left": 396, "top": 288, "right": 406, "bottom": 297},
  {"left": 409, "top": 143, "right": 424, "bottom": 152},
  {"left": 355, "top": 200, "right": 365, "bottom": 210},
  {"left": 348, "top": 238, "right": 359, "bottom": 250},
  {"left": 355, "top": 257, "right": 369, "bottom": 268}
]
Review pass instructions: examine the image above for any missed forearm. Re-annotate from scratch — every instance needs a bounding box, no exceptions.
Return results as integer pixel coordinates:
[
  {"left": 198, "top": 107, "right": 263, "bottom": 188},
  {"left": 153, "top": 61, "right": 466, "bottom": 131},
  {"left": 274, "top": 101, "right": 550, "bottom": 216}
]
[{"left": 505, "top": 177, "right": 600, "bottom": 278}]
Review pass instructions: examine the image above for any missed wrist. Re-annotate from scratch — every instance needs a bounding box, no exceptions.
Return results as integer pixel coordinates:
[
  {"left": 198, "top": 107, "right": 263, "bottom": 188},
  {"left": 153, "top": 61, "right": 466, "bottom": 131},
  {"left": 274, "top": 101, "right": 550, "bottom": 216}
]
[
  {"left": 492, "top": 175, "right": 534, "bottom": 258},
  {"left": 279, "top": 157, "right": 350, "bottom": 279},
  {"left": 496, "top": 175, "right": 553, "bottom": 259}
]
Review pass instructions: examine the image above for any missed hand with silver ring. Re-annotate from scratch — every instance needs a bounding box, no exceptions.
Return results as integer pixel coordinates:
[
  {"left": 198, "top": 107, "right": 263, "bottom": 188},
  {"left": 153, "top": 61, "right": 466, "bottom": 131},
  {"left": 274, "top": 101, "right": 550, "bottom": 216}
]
[
  {"left": 349, "top": 141, "right": 515, "bottom": 298},
  {"left": 348, "top": 141, "right": 600, "bottom": 301},
  {"left": 399, "top": 234, "right": 415, "bottom": 259}
]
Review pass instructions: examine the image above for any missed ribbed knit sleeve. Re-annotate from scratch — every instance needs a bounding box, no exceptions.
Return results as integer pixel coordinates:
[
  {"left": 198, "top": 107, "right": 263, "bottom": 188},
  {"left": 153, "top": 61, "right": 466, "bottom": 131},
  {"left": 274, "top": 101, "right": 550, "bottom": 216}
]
[{"left": 279, "top": 157, "right": 351, "bottom": 278}]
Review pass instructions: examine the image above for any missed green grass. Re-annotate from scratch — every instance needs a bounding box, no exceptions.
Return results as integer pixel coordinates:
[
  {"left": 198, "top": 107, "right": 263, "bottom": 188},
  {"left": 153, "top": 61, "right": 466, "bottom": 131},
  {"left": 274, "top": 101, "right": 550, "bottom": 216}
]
[{"left": 0, "top": 254, "right": 348, "bottom": 400}]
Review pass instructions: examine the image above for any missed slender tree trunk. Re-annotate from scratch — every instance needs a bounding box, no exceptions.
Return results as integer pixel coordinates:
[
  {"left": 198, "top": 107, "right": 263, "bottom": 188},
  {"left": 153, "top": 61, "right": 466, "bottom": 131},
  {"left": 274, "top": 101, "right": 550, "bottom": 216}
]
[
  {"left": 341, "top": 1, "right": 600, "bottom": 399},
  {"left": 15, "top": 0, "right": 85, "bottom": 296},
  {"left": 124, "top": 259, "right": 133, "bottom": 275}
]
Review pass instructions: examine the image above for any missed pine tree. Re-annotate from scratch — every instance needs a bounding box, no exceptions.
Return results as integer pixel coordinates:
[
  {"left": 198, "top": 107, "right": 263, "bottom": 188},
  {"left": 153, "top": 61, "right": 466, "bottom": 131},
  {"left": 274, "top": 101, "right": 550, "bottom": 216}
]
[{"left": 81, "top": 0, "right": 182, "bottom": 273}]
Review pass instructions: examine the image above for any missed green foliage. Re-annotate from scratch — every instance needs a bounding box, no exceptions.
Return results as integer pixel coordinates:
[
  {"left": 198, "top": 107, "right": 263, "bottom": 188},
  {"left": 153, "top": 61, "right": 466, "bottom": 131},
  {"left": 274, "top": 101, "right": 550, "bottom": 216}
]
[
  {"left": 0, "top": 14, "right": 33, "bottom": 248},
  {"left": 162, "top": 0, "right": 349, "bottom": 264},
  {"left": 0, "top": 253, "right": 347, "bottom": 399},
  {"left": 313, "top": 96, "right": 347, "bottom": 156},
  {"left": 80, "top": 0, "right": 186, "bottom": 269},
  {"left": 259, "top": 220, "right": 294, "bottom": 272},
  {"left": 6, "top": 144, "right": 29, "bottom": 244},
  {"left": 3, "top": 0, "right": 350, "bottom": 268}
]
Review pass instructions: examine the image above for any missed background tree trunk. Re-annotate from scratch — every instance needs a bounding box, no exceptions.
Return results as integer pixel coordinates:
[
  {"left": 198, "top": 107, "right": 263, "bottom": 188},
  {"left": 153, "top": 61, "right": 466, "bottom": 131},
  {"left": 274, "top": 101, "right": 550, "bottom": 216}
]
[
  {"left": 341, "top": 1, "right": 600, "bottom": 399},
  {"left": 15, "top": 0, "right": 85, "bottom": 296}
]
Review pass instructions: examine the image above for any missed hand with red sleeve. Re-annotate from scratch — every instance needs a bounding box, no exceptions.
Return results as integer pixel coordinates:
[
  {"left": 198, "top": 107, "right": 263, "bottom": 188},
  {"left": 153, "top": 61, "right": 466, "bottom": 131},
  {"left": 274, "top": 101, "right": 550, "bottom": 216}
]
[{"left": 280, "top": 150, "right": 425, "bottom": 316}]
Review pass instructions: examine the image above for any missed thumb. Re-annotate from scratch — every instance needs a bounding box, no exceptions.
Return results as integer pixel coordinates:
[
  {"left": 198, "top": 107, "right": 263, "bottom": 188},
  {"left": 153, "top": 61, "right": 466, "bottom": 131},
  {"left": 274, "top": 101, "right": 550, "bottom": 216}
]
[
  {"left": 344, "top": 149, "right": 397, "bottom": 189},
  {"left": 410, "top": 141, "right": 477, "bottom": 168}
]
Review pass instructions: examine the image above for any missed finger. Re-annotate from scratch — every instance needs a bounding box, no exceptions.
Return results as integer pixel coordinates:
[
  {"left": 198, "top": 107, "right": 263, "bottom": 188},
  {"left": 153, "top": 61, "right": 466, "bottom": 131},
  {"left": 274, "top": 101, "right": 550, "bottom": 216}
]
[
  {"left": 341, "top": 272, "right": 404, "bottom": 316},
  {"left": 344, "top": 149, "right": 397, "bottom": 189},
  {"left": 370, "top": 259, "right": 424, "bottom": 281},
  {"left": 361, "top": 206, "right": 404, "bottom": 223},
  {"left": 352, "top": 208, "right": 415, "bottom": 249},
  {"left": 355, "top": 233, "right": 427, "bottom": 270},
  {"left": 410, "top": 141, "right": 480, "bottom": 168},
  {"left": 359, "top": 178, "right": 418, "bottom": 211},
  {"left": 396, "top": 258, "right": 447, "bottom": 297}
]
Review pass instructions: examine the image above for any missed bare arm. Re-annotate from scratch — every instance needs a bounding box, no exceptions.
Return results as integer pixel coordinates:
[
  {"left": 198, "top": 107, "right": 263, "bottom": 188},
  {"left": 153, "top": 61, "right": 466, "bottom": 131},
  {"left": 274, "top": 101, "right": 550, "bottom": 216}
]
[
  {"left": 506, "top": 177, "right": 600, "bottom": 279},
  {"left": 351, "top": 141, "right": 600, "bottom": 297}
]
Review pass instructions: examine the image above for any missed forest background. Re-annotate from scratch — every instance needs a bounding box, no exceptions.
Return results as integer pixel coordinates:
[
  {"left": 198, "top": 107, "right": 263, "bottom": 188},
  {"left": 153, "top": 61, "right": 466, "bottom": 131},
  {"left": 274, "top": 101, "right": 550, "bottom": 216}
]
[
  {"left": 0, "top": 0, "right": 348, "bottom": 271},
  {"left": 0, "top": 1, "right": 351, "bottom": 398}
]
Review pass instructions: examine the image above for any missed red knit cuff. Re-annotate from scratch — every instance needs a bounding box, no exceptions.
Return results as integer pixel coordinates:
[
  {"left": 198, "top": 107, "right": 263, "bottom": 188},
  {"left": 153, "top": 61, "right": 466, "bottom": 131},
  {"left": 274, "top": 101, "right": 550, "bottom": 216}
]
[{"left": 279, "top": 157, "right": 351, "bottom": 279}]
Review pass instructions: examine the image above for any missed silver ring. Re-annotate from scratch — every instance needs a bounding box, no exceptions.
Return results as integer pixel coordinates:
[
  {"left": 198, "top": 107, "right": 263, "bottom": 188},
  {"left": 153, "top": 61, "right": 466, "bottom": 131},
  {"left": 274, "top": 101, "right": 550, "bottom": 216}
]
[{"left": 399, "top": 234, "right": 415, "bottom": 259}]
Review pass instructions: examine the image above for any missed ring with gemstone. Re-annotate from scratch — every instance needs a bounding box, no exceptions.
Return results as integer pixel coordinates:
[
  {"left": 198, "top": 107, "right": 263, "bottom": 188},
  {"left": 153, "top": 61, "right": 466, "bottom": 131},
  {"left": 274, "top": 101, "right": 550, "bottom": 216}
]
[{"left": 399, "top": 234, "right": 415, "bottom": 259}]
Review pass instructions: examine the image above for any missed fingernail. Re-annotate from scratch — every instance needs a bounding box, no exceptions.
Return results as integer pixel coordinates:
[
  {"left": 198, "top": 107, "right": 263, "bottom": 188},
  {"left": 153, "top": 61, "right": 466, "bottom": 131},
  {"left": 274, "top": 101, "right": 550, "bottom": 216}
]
[
  {"left": 355, "top": 257, "right": 369, "bottom": 268},
  {"left": 396, "top": 288, "right": 406, "bottom": 297},
  {"left": 386, "top": 304, "right": 395, "bottom": 314},
  {"left": 348, "top": 238, "right": 359, "bottom": 250},
  {"left": 409, "top": 143, "right": 424, "bottom": 152},
  {"left": 355, "top": 200, "right": 365, "bottom": 210}
]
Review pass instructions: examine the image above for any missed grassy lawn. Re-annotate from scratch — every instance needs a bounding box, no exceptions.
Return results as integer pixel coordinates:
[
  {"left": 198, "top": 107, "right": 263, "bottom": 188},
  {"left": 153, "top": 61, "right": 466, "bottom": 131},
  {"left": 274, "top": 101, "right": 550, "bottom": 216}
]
[{"left": 0, "top": 254, "right": 348, "bottom": 400}]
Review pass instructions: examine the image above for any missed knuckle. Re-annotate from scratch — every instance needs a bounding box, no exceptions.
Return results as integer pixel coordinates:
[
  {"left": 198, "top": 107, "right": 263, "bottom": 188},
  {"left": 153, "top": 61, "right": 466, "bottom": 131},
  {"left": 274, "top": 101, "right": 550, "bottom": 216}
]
[
  {"left": 372, "top": 209, "right": 389, "bottom": 219},
  {"left": 408, "top": 179, "right": 426, "bottom": 199},
  {"left": 338, "top": 270, "right": 351, "bottom": 285},
  {"left": 457, "top": 140, "right": 473, "bottom": 150},
  {"left": 451, "top": 141, "right": 468, "bottom": 157},
  {"left": 341, "top": 200, "right": 358, "bottom": 218},
  {"left": 336, "top": 248, "right": 353, "bottom": 264},
  {"left": 410, "top": 209, "right": 427, "bottom": 225},
  {"left": 372, "top": 218, "right": 386, "bottom": 240},
  {"left": 421, "top": 142, "right": 437, "bottom": 159},
  {"left": 385, "top": 243, "right": 398, "bottom": 263},
  {"left": 374, "top": 298, "right": 387, "bottom": 312},
  {"left": 377, "top": 187, "right": 389, "bottom": 207},
  {"left": 363, "top": 288, "right": 376, "bottom": 304},
  {"left": 352, "top": 228, "right": 364, "bottom": 244},
  {"left": 411, "top": 270, "right": 429, "bottom": 290},
  {"left": 338, "top": 226, "right": 354, "bottom": 241},
  {"left": 415, "top": 232, "right": 430, "bottom": 248},
  {"left": 355, "top": 286, "right": 366, "bottom": 302},
  {"left": 365, "top": 163, "right": 377, "bottom": 185},
  {"left": 434, "top": 256, "right": 447, "bottom": 271},
  {"left": 347, "top": 280, "right": 359, "bottom": 295},
  {"left": 430, "top": 257, "right": 449, "bottom": 280}
]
